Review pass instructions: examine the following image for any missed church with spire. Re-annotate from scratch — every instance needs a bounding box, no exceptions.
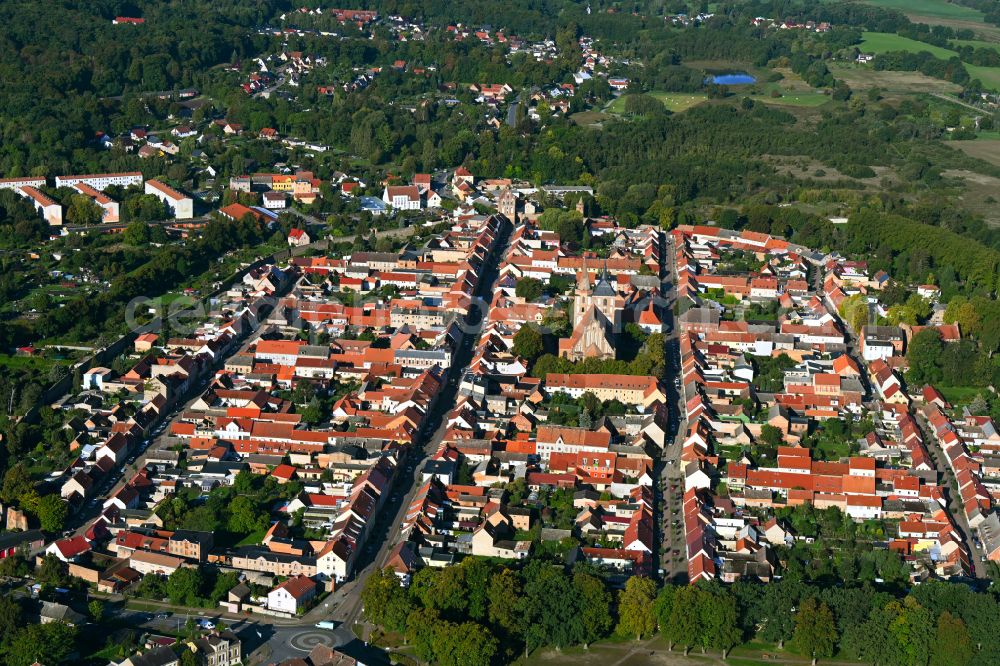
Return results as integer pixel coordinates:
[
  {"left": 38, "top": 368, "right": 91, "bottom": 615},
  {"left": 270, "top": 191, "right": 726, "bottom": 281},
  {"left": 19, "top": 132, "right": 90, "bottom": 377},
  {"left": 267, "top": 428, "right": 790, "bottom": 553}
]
[
  {"left": 572, "top": 257, "right": 624, "bottom": 329},
  {"left": 560, "top": 257, "right": 625, "bottom": 361}
]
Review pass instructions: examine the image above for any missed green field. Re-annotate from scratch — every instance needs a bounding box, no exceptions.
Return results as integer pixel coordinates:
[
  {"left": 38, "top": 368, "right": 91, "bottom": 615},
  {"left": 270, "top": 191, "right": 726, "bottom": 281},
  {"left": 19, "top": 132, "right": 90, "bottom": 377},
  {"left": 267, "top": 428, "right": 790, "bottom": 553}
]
[
  {"left": 951, "top": 38, "right": 1000, "bottom": 51},
  {"left": 607, "top": 87, "right": 827, "bottom": 114},
  {"left": 751, "top": 91, "right": 830, "bottom": 107},
  {"left": 861, "top": 32, "right": 1000, "bottom": 88},
  {"left": 863, "top": 0, "right": 985, "bottom": 22},
  {"left": 966, "top": 63, "right": 1000, "bottom": 88},
  {"left": 860, "top": 31, "right": 958, "bottom": 58},
  {"left": 607, "top": 92, "right": 709, "bottom": 113}
]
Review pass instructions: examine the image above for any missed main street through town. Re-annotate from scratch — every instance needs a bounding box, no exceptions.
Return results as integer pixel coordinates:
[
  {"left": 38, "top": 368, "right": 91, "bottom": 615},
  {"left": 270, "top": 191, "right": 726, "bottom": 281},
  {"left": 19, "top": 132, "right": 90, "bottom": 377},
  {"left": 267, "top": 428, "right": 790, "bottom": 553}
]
[{"left": 657, "top": 233, "right": 688, "bottom": 582}]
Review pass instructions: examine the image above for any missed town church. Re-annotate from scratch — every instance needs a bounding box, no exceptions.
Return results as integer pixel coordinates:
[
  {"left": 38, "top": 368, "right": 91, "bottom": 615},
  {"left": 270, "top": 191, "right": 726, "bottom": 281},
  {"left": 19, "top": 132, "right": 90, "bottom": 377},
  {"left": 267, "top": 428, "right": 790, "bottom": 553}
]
[{"left": 560, "top": 259, "right": 624, "bottom": 361}]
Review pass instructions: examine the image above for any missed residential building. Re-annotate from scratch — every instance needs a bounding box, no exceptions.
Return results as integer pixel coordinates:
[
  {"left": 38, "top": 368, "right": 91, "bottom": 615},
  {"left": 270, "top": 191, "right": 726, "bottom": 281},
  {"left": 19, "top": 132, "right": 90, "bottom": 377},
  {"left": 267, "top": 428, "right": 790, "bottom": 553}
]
[
  {"left": 267, "top": 574, "right": 318, "bottom": 614},
  {"left": 18, "top": 186, "right": 62, "bottom": 226},
  {"left": 55, "top": 172, "right": 143, "bottom": 190},
  {"left": 71, "top": 182, "right": 120, "bottom": 222},
  {"left": 145, "top": 179, "right": 194, "bottom": 219}
]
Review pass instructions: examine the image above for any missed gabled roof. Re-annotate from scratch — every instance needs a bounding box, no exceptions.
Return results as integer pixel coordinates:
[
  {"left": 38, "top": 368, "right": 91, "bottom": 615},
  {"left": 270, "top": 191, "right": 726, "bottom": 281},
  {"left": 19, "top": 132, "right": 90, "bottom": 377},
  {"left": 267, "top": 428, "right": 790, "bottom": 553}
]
[{"left": 272, "top": 574, "right": 317, "bottom": 599}]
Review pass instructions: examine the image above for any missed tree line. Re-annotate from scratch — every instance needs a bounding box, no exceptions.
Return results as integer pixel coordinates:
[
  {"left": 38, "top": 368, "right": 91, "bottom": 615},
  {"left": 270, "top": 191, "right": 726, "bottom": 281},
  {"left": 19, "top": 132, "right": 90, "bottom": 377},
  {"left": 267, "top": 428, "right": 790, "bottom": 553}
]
[{"left": 361, "top": 556, "right": 1000, "bottom": 665}]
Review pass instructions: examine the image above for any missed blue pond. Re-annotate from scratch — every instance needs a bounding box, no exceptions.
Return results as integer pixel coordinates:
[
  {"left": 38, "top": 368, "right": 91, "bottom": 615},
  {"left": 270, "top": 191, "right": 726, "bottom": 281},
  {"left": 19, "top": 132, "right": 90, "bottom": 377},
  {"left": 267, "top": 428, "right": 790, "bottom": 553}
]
[{"left": 707, "top": 73, "right": 757, "bottom": 85}]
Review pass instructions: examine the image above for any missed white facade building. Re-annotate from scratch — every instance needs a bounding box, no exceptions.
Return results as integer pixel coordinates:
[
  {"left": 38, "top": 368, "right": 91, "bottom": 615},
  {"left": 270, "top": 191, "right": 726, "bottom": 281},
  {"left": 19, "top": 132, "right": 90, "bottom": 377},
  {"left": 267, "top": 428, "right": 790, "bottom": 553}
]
[{"left": 55, "top": 172, "right": 143, "bottom": 191}]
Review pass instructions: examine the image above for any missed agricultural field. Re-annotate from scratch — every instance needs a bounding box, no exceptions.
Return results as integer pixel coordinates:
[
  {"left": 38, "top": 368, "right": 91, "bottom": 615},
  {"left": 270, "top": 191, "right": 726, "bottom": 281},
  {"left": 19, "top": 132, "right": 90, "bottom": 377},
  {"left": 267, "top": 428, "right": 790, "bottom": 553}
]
[
  {"left": 965, "top": 63, "right": 1000, "bottom": 89},
  {"left": 829, "top": 63, "right": 963, "bottom": 94},
  {"left": 860, "top": 31, "right": 959, "bottom": 58},
  {"left": 948, "top": 139, "right": 1000, "bottom": 167},
  {"left": 951, "top": 38, "right": 1000, "bottom": 52},
  {"left": 860, "top": 32, "right": 1000, "bottom": 88},
  {"left": 863, "top": 0, "right": 986, "bottom": 22},
  {"left": 861, "top": 0, "right": 1000, "bottom": 40}
]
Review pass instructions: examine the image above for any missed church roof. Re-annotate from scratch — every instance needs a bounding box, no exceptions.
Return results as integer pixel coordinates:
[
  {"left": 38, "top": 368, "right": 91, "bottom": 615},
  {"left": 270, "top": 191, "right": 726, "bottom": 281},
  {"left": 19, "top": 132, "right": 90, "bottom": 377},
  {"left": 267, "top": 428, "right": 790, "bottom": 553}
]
[
  {"left": 592, "top": 262, "right": 617, "bottom": 297},
  {"left": 639, "top": 301, "right": 662, "bottom": 325}
]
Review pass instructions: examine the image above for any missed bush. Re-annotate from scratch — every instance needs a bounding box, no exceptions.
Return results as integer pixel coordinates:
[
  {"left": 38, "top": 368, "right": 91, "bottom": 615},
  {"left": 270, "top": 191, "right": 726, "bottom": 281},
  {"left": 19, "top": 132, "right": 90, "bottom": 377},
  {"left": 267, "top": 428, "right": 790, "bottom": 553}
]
[{"left": 841, "top": 164, "right": 876, "bottom": 178}]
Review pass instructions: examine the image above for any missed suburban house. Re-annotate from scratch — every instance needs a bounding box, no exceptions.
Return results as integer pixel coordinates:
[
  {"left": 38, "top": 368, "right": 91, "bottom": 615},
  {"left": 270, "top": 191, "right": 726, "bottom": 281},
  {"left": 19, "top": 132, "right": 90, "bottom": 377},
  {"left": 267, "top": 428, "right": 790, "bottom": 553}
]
[
  {"left": 266, "top": 574, "right": 318, "bottom": 614},
  {"left": 382, "top": 185, "right": 421, "bottom": 210}
]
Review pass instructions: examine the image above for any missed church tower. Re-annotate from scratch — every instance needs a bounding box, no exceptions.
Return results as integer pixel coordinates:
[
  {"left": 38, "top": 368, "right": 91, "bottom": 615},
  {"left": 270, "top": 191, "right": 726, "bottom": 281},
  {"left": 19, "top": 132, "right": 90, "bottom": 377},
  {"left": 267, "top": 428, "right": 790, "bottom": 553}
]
[{"left": 574, "top": 256, "right": 593, "bottom": 327}]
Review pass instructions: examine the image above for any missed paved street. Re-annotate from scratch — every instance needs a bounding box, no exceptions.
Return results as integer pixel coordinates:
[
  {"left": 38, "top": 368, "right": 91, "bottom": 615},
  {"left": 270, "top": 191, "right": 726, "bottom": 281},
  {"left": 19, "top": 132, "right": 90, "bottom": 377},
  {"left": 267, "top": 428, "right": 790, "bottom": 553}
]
[
  {"left": 316, "top": 216, "right": 512, "bottom": 629},
  {"left": 915, "top": 413, "right": 988, "bottom": 578},
  {"left": 658, "top": 233, "right": 689, "bottom": 582}
]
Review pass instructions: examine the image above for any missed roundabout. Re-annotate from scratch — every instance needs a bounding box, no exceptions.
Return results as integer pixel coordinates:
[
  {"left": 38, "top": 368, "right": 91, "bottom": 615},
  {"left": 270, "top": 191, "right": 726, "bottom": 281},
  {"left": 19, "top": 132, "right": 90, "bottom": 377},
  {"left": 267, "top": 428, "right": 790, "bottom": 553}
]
[{"left": 289, "top": 630, "right": 336, "bottom": 652}]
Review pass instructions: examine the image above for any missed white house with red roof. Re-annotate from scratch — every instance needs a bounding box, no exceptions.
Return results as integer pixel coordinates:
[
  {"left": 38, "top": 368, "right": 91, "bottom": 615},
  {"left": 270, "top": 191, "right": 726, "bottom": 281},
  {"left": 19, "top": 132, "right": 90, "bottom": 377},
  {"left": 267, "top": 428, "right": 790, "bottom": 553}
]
[
  {"left": 382, "top": 185, "right": 421, "bottom": 210},
  {"left": 266, "top": 574, "right": 318, "bottom": 614},
  {"left": 287, "top": 228, "right": 310, "bottom": 246},
  {"left": 46, "top": 535, "right": 92, "bottom": 562}
]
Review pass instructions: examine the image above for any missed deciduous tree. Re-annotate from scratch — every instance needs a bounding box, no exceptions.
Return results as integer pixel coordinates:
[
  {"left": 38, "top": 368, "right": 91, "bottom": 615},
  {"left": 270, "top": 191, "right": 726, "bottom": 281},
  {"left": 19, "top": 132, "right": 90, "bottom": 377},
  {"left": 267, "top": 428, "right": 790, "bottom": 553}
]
[{"left": 617, "top": 576, "right": 657, "bottom": 640}]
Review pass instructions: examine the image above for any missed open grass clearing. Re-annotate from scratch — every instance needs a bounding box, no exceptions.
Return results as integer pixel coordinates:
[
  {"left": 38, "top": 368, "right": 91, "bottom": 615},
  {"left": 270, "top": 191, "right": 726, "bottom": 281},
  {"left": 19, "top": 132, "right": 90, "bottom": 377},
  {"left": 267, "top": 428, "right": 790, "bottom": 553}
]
[
  {"left": 750, "top": 90, "right": 830, "bottom": 106},
  {"left": 763, "top": 154, "right": 889, "bottom": 186},
  {"left": 937, "top": 385, "right": 989, "bottom": 405},
  {"left": 949, "top": 138, "right": 1000, "bottom": 167},
  {"left": 861, "top": 31, "right": 959, "bottom": 58},
  {"left": 942, "top": 167, "right": 1000, "bottom": 225},
  {"left": 570, "top": 110, "right": 610, "bottom": 126},
  {"left": 829, "top": 63, "right": 963, "bottom": 94},
  {"left": 965, "top": 63, "right": 1000, "bottom": 88},
  {"left": 606, "top": 92, "right": 709, "bottom": 113}
]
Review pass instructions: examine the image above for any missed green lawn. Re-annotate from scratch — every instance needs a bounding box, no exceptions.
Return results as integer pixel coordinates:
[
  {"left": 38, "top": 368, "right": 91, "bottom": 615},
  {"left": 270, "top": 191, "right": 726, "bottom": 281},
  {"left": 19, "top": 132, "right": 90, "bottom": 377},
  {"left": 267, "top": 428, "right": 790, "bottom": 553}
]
[
  {"left": 862, "top": 0, "right": 986, "bottom": 22},
  {"left": 234, "top": 528, "right": 267, "bottom": 547},
  {"left": 0, "top": 354, "right": 57, "bottom": 371},
  {"left": 607, "top": 92, "right": 708, "bottom": 113},
  {"left": 861, "top": 31, "right": 958, "bottom": 58},
  {"left": 650, "top": 92, "right": 709, "bottom": 111},
  {"left": 937, "top": 385, "right": 987, "bottom": 405}
]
